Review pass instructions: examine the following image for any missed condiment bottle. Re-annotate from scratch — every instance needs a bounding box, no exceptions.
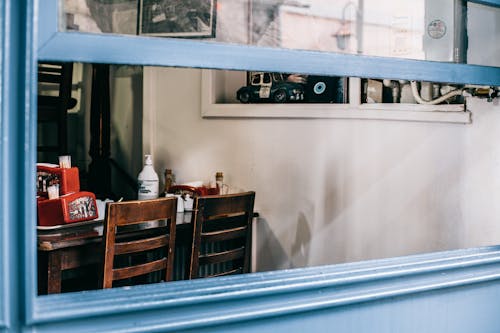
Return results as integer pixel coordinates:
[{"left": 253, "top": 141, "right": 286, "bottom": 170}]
[
  {"left": 215, "top": 171, "right": 224, "bottom": 194},
  {"left": 163, "top": 168, "right": 174, "bottom": 195},
  {"left": 137, "top": 154, "right": 159, "bottom": 200}
]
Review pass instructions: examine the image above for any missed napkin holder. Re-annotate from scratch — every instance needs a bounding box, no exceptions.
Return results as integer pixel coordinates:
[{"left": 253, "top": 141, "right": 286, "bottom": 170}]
[{"left": 37, "top": 191, "right": 98, "bottom": 227}]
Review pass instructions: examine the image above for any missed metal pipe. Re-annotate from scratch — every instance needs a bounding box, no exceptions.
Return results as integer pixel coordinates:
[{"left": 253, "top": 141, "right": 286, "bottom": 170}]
[
  {"left": 356, "top": 0, "right": 364, "bottom": 55},
  {"left": 410, "top": 81, "right": 463, "bottom": 105},
  {"left": 453, "top": 0, "right": 468, "bottom": 63}
]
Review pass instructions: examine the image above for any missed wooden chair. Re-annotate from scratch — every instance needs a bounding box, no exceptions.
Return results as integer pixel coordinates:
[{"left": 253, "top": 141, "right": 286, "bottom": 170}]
[
  {"left": 188, "top": 191, "right": 255, "bottom": 279},
  {"left": 101, "top": 197, "right": 177, "bottom": 288},
  {"left": 37, "top": 62, "right": 76, "bottom": 158}
]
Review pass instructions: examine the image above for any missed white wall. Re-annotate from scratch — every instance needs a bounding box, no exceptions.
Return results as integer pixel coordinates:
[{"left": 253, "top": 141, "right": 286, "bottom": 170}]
[
  {"left": 468, "top": 3, "right": 500, "bottom": 67},
  {"left": 144, "top": 67, "right": 500, "bottom": 272}
]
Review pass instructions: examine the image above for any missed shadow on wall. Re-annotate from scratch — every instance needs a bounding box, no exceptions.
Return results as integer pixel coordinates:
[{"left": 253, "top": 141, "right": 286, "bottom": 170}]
[
  {"left": 290, "top": 212, "right": 312, "bottom": 268},
  {"left": 256, "top": 217, "right": 289, "bottom": 272},
  {"left": 110, "top": 66, "right": 143, "bottom": 200},
  {"left": 317, "top": 123, "right": 467, "bottom": 262}
]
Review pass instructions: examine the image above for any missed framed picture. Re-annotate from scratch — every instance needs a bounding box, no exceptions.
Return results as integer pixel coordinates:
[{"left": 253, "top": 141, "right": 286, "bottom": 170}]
[{"left": 138, "top": 0, "right": 216, "bottom": 38}]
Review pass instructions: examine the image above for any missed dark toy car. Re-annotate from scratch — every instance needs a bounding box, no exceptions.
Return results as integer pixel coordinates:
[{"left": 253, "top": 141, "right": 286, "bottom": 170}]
[{"left": 236, "top": 72, "right": 304, "bottom": 103}]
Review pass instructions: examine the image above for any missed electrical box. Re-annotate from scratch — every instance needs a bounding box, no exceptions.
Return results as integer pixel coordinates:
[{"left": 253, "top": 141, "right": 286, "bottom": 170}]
[{"left": 423, "top": 0, "right": 465, "bottom": 63}]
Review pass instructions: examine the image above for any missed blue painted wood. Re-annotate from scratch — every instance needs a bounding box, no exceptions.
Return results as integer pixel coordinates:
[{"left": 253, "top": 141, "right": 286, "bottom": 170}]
[
  {"left": 37, "top": 0, "right": 500, "bottom": 86},
  {"left": 37, "top": 0, "right": 58, "bottom": 49},
  {"left": 38, "top": 32, "right": 500, "bottom": 86},
  {"left": 1, "top": 1, "right": 31, "bottom": 332},
  {"left": 468, "top": 0, "right": 500, "bottom": 7},
  {"left": 0, "top": 0, "right": 7, "bottom": 328},
  {"left": 28, "top": 246, "right": 500, "bottom": 332},
  {"left": 34, "top": 283, "right": 500, "bottom": 333},
  {"left": 33, "top": 245, "right": 500, "bottom": 322},
  {"left": 1, "top": 1, "right": 37, "bottom": 333},
  {"left": 23, "top": 0, "right": 39, "bottom": 327}
]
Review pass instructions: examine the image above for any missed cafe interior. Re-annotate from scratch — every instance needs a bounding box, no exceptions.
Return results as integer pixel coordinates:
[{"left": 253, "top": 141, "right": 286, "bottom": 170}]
[{"left": 35, "top": 0, "right": 500, "bottom": 296}]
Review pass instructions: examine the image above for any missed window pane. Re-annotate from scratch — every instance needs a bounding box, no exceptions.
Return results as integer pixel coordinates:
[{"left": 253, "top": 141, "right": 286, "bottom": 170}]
[
  {"left": 36, "top": 63, "right": 498, "bottom": 296},
  {"left": 61, "top": 0, "right": 500, "bottom": 67}
]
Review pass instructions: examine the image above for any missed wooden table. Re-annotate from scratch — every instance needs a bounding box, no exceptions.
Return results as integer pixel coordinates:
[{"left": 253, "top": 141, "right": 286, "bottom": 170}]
[{"left": 37, "top": 212, "right": 194, "bottom": 295}]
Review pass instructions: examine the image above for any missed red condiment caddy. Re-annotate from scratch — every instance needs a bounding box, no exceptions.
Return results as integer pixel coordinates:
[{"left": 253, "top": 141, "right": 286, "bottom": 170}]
[
  {"left": 36, "top": 163, "right": 98, "bottom": 226},
  {"left": 37, "top": 164, "right": 80, "bottom": 196},
  {"left": 37, "top": 192, "right": 98, "bottom": 226}
]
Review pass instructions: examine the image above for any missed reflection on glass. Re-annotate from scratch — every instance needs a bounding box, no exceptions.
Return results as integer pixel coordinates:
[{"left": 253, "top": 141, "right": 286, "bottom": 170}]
[
  {"left": 62, "top": 1, "right": 499, "bottom": 67},
  {"left": 64, "top": 0, "right": 138, "bottom": 34},
  {"left": 139, "top": 0, "right": 216, "bottom": 37}
]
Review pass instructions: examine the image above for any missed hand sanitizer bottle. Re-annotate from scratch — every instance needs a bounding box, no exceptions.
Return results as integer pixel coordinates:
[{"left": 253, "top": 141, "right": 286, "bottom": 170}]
[{"left": 137, "top": 154, "right": 159, "bottom": 200}]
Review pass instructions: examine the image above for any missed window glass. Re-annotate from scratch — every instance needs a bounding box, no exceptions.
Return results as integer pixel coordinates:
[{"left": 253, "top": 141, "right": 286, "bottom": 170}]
[
  {"left": 36, "top": 63, "right": 500, "bottom": 296},
  {"left": 251, "top": 73, "right": 260, "bottom": 85},
  {"left": 262, "top": 72, "right": 271, "bottom": 84},
  {"left": 61, "top": 0, "right": 500, "bottom": 67}
]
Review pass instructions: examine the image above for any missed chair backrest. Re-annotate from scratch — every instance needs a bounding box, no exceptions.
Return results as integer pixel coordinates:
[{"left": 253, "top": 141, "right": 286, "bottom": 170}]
[
  {"left": 188, "top": 191, "right": 255, "bottom": 279},
  {"left": 37, "top": 62, "right": 75, "bottom": 158},
  {"left": 101, "top": 197, "right": 177, "bottom": 288}
]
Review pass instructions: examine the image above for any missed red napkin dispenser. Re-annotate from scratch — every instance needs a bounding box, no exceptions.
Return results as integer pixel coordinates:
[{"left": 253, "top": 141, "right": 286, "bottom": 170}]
[
  {"left": 37, "top": 191, "right": 98, "bottom": 226},
  {"left": 37, "top": 164, "right": 80, "bottom": 196}
]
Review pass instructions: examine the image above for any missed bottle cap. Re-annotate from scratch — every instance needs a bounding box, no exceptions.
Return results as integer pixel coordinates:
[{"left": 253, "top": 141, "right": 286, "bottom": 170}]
[
  {"left": 216, "top": 171, "right": 223, "bottom": 178},
  {"left": 145, "top": 154, "right": 153, "bottom": 165}
]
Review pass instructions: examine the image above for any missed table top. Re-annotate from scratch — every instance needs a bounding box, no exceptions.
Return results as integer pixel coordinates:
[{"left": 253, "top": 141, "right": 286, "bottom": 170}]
[{"left": 37, "top": 211, "right": 194, "bottom": 251}]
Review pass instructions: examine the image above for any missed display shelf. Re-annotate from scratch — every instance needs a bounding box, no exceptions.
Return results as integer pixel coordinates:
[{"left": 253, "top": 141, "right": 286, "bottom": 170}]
[{"left": 201, "top": 71, "right": 471, "bottom": 124}]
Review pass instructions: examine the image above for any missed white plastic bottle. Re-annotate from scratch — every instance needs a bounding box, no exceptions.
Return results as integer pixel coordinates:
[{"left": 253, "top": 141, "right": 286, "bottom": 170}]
[{"left": 137, "top": 154, "right": 159, "bottom": 200}]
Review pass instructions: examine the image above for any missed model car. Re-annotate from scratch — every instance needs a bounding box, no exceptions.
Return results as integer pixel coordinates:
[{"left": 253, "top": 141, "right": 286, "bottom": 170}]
[{"left": 236, "top": 72, "right": 305, "bottom": 103}]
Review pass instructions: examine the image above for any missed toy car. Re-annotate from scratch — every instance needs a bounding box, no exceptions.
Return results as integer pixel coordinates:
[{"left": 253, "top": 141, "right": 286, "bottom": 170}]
[{"left": 236, "top": 72, "right": 305, "bottom": 103}]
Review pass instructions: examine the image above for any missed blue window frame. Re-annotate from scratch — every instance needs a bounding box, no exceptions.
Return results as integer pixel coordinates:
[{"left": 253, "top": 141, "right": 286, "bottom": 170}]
[
  {"left": 0, "top": 0, "right": 6, "bottom": 330},
  {"left": 471, "top": 0, "right": 500, "bottom": 7},
  {"left": 2, "top": 1, "right": 38, "bottom": 331},
  {"left": 1, "top": 0, "right": 500, "bottom": 332}
]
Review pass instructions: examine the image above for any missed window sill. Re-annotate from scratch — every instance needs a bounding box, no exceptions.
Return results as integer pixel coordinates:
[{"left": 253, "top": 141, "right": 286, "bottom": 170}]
[
  {"left": 201, "top": 103, "right": 470, "bottom": 123},
  {"left": 201, "top": 71, "right": 471, "bottom": 124},
  {"left": 31, "top": 245, "right": 500, "bottom": 332}
]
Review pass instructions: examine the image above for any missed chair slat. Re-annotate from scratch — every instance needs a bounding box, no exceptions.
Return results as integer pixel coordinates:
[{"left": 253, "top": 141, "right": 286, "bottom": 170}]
[
  {"left": 37, "top": 67, "right": 64, "bottom": 75},
  {"left": 109, "top": 201, "right": 176, "bottom": 226},
  {"left": 202, "top": 214, "right": 247, "bottom": 232},
  {"left": 112, "top": 258, "right": 168, "bottom": 281},
  {"left": 38, "top": 63, "right": 64, "bottom": 70},
  {"left": 202, "top": 267, "right": 243, "bottom": 278},
  {"left": 38, "top": 73, "right": 63, "bottom": 84},
  {"left": 199, "top": 197, "right": 252, "bottom": 217},
  {"left": 201, "top": 225, "right": 247, "bottom": 243},
  {"left": 206, "top": 211, "right": 245, "bottom": 221},
  {"left": 199, "top": 247, "right": 245, "bottom": 265},
  {"left": 114, "top": 234, "right": 169, "bottom": 255}
]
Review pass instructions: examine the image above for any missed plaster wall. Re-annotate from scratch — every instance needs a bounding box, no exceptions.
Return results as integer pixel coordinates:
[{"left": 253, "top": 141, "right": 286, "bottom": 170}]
[
  {"left": 143, "top": 67, "right": 500, "bottom": 271},
  {"left": 468, "top": 2, "right": 500, "bottom": 67}
]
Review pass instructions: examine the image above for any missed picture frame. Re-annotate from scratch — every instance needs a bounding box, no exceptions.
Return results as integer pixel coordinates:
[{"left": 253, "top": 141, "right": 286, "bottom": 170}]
[{"left": 138, "top": 0, "right": 216, "bottom": 38}]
